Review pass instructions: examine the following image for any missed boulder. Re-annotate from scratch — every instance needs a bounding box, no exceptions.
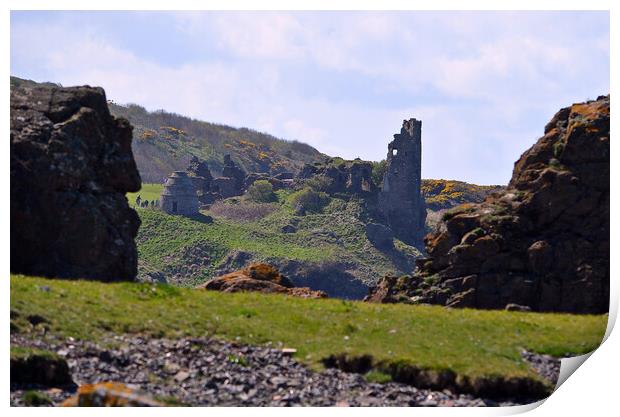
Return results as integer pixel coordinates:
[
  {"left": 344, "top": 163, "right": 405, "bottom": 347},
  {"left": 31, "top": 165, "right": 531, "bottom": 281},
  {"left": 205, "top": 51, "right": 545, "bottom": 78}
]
[
  {"left": 197, "top": 263, "right": 327, "bottom": 299},
  {"left": 10, "top": 82, "right": 141, "bottom": 281}
]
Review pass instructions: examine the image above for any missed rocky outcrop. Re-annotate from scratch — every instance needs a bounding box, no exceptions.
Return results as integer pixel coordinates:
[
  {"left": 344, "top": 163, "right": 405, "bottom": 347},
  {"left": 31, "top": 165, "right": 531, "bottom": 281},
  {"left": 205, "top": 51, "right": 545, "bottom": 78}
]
[
  {"left": 197, "top": 263, "right": 327, "bottom": 299},
  {"left": 10, "top": 83, "right": 141, "bottom": 281},
  {"left": 379, "top": 119, "right": 426, "bottom": 246},
  {"left": 367, "top": 96, "right": 610, "bottom": 314}
]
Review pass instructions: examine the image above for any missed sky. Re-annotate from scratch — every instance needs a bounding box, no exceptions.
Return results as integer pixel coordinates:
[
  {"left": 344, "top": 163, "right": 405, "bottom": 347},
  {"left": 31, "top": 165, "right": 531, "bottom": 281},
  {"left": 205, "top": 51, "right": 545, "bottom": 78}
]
[{"left": 10, "top": 11, "right": 609, "bottom": 185}]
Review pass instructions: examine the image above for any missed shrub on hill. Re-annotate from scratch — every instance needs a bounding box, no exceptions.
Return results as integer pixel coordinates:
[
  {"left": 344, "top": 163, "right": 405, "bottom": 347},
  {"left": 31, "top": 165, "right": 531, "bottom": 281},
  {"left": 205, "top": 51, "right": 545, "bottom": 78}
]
[
  {"left": 291, "top": 188, "right": 329, "bottom": 214},
  {"left": 371, "top": 160, "right": 388, "bottom": 187},
  {"left": 305, "top": 176, "right": 333, "bottom": 192},
  {"left": 209, "top": 200, "right": 278, "bottom": 222},
  {"left": 246, "top": 180, "right": 276, "bottom": 203}
]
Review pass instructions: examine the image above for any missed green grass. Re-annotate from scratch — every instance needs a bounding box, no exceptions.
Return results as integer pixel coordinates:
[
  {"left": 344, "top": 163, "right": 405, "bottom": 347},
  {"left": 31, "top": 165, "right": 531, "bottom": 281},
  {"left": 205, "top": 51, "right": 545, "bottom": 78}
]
[
  {"left": 10, "top": 346, "right": 60, "bottom": 361},
  {"left": 137, "top": 209, "right": 335, "bottom": 286},
  {"left": 364, "top": 370, "right": 393, "bottom": 384},
  {"left": 22, "top": 390, "right": 53, "bottom": 407},
  {"left": 127, "top": 183, "right": 164, "bottom": 206},
  {"left": 11, "top": 275, "right": 607, "bottom": 385}
]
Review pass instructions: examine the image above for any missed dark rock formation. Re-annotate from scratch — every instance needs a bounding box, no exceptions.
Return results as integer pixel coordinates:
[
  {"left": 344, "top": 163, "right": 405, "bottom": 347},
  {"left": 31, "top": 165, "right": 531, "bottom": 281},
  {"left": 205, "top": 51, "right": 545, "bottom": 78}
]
[
  {"left": 365, "top": 223, "right": 394, "bottom": 249},
  {"left": 197, "top": 263, "right": 327, "bottom": 299},
  {"left": 10, "top": 83, "right": 141, "bottom": 281},
  {"left": 379, "top": 118, "right": 426, "bottom": 246},
  {"left": 367, "top": 96, "right": 610, "bottom": 314},
  {"left": 160, "top": 171, "right": 200, "bottom": 216},
  {"left": 278, "top": 261, "right": 370, "bottom": 300},
  {"left": 11, "top": 350, "right": 73, "bottom": 386},
  {"left": 363, "top": 275, "right": 412, "bottom": 304}
]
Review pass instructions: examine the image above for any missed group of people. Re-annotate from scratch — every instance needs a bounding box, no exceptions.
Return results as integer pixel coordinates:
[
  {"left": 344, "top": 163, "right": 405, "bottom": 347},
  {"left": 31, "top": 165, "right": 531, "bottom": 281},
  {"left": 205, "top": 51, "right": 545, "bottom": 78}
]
[{"left": 134, "top": 195, "right": 159, "bottom": 209}]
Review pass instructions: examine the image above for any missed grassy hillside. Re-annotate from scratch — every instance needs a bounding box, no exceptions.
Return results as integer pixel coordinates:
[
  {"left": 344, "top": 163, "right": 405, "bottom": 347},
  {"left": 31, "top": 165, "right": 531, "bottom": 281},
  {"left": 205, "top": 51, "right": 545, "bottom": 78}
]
[
  {"left": 11, "top": 275, "right": 607, "bottom": 395},
  {"left": 127, "top": 183, "right": 164, "bottom": 206},
  {"left": 108, "top": 103, "right": 326, "bottom": 183},
  {"left": 134, "top": 189, "right": 421, "bottom": 297},
  {"left": 421, "top": 179, "right": 504, "bottom": 211},
  {"left": 10, "top": 76, "right": 60, "bottom": 90}
]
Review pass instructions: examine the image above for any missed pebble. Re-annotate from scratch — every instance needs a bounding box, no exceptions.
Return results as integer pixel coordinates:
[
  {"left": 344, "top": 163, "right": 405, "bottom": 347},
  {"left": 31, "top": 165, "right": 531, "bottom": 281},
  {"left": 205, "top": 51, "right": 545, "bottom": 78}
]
[{"left": 10, "top": 333, "right": 550, "bottom": 407}]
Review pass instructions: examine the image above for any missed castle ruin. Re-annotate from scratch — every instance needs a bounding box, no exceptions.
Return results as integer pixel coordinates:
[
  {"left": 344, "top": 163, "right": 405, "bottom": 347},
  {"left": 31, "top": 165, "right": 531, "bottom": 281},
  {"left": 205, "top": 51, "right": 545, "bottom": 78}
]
[
  {"left": 160, "top": 171, "right": 199, "bottom": 216},
  {"left": 379, "top": 118, "right": 426, "bottom": 246}
]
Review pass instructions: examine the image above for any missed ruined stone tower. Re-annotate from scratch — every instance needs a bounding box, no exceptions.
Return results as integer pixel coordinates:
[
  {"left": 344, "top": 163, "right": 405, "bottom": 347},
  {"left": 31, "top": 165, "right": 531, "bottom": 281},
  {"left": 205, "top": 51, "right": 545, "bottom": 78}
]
[{"left": 379, "top": 118, "right": 426, "bottom": 246}]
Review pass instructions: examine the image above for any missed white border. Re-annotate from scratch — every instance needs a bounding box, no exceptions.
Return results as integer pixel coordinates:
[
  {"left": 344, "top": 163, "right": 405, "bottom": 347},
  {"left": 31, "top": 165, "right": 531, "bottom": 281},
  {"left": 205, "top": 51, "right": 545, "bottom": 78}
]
[{"left": 3, "top": 1, "right": 616, "bottom": 416}]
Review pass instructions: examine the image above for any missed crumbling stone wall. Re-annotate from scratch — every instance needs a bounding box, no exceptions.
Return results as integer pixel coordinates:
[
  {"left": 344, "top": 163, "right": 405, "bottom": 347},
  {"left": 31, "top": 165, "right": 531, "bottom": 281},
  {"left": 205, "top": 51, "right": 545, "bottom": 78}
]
[
  {"left": 187, "top": 156, "right": 217, "bottom": 204},
  {"left": 379, "top": 118, "right": 426, "bottom": 246},
  {"left": 221, "top": 154, "right": 245, "bottom": 192},
  {"left": 297, "top": 159, "right": 375, "bottom": 195}
]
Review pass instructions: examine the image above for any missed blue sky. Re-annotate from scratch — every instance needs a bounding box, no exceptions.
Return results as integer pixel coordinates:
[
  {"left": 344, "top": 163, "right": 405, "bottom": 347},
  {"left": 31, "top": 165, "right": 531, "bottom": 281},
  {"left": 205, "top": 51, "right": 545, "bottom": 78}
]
[{"left": 11, "top": 11, "right": 609, "bottom": 185}]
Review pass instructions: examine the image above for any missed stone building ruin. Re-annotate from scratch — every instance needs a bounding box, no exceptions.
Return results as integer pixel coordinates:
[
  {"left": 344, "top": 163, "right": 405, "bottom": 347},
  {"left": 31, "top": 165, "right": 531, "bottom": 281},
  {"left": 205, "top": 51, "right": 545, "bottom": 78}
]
[
  {"left": 160, "top": 171, "right": 199, "bottom": 216},
  {"left": 298, "top": 158, "right": 375, "bottom": 195},
  {"left": 379, "top": 118, "right": 426, "bottom": 246},
  {"left": 213, "top": 154, "right": 245, "bottom": 198}
]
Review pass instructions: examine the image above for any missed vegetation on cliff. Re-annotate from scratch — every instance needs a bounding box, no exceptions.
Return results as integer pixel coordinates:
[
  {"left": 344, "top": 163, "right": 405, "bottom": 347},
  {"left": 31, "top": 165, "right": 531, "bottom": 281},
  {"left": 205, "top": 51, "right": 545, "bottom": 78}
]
[
  {"left": 108, "top": 103, "right": 326, "bottom": 183},
  {"left": 421, "top": 179, "right": 504, "bottom": 211}
]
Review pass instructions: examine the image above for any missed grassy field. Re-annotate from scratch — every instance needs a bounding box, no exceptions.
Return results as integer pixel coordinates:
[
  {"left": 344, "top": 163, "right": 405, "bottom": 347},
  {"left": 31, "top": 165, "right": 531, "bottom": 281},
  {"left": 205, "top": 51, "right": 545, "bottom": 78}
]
[
  {"left": 11, "top": 275, "right": 607, "bottom": 393},
  {"left": 127, "top": 183, "right": 164, "bottom": 206}
]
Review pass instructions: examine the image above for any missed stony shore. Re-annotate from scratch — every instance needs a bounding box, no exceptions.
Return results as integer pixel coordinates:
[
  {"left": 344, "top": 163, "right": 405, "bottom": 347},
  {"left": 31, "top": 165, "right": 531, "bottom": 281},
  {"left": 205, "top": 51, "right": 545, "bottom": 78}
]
[{"left": 10, "top": 333, "right": 558, "bottom": 407}]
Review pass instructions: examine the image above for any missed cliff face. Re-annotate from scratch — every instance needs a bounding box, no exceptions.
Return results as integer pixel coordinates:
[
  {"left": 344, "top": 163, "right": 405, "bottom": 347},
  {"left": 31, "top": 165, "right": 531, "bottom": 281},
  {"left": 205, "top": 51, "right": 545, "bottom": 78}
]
[
  {"left": 11, "top": 83, "right": 142, "bottom": 281},
  {"left": 368, "top": 96, "right": 609, "bottom": 314}
]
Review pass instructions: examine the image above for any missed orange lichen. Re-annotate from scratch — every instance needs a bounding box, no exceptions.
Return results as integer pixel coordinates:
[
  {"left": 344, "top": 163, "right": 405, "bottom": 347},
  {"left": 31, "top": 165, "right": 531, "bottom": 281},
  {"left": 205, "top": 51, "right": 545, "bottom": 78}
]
[
  {"left": 571, "top": 101, "right": 609, "bottom": 121},
  {"left": 61, "top": 382, "right": 164, "bottom": 407}
]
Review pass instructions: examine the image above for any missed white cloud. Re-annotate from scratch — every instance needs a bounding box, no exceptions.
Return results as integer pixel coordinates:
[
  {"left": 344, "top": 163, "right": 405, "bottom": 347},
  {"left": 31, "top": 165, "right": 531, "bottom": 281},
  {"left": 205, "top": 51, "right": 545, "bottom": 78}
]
[{"left": 10, "top": 11, "right": 609, "bottom": 185}]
